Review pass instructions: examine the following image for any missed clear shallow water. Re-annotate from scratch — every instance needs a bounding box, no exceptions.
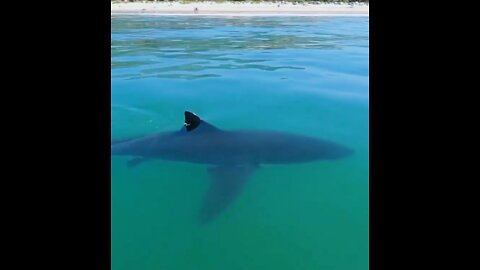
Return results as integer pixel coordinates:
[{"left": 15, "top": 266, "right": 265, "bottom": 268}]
[{"left": 112, "top": 15, "right": 368, "bottom": 270}]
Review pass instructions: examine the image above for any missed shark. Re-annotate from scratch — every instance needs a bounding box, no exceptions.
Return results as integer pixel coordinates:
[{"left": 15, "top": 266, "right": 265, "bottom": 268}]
[{"left": 111, "top": 111, "right": 354, "bottom": 224}]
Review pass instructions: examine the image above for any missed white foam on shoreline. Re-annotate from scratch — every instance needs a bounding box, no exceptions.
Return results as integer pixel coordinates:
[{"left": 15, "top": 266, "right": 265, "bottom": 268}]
[{"left": 111, "top": 12, "right": 368, "bottom": 17}]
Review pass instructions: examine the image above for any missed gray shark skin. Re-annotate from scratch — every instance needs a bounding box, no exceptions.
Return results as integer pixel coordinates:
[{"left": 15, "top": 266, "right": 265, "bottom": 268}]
[{"left": 112, "top": 111, "right": 354, "bottom": 224}]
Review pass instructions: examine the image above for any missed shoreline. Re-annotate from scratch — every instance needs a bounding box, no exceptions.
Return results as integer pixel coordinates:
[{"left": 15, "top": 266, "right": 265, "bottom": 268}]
[{"left": 111, "top": 2, "right": 369, "bottom": 17}]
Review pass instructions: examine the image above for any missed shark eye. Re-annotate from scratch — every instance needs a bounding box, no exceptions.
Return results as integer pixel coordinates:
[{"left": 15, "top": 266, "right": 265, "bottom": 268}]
[{"left": 184, "top": 122, "right": 191, "bottom": 127}]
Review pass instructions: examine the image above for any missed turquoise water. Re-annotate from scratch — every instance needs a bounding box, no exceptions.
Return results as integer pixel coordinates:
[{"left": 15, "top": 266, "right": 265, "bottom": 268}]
[{"left": 111, "top": 15, "right": 368, "bottom": 270}]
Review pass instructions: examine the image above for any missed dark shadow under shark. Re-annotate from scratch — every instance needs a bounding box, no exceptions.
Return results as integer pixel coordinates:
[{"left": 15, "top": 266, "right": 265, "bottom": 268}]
[{"left": 111, "top": 111, "right": 354, "bottom": 224}]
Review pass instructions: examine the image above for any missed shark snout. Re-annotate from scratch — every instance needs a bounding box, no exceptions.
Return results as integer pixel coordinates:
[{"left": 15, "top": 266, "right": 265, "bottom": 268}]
[{"left": 331, "top": 146, "right": 354, "bottom": 159}]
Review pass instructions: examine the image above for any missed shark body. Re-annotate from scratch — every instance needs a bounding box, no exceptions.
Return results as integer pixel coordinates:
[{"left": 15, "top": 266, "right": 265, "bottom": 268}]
[{"left": 112, "top": 111, "right": 353, "bottom": 223}]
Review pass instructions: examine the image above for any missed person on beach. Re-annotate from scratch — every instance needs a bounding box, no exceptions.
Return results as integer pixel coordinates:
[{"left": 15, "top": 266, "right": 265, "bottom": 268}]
[{"left": 194, "top": 7, "right": 198, "bottom": 14}]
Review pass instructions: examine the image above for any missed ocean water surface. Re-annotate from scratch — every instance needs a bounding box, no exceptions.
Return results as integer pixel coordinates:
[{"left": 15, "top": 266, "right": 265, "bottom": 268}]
[{"left": 111, "top": 15, "right": 368, "bottom": 270}]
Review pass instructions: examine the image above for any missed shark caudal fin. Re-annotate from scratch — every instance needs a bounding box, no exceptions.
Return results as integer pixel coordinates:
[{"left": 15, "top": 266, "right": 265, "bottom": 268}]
[{"left": 198, "top": 165, "right": 256, "bottom": 225}]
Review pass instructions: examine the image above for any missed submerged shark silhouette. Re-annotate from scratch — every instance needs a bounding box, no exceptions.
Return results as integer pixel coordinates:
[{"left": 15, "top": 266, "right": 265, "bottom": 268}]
[{"left": 111, "top": 111, "right": 353, "bottom": 224}]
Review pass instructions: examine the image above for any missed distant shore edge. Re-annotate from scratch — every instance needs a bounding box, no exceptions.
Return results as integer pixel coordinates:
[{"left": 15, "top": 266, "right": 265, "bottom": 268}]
[{"left": 111, "top": 2, "right": 369, "bottom": 16}]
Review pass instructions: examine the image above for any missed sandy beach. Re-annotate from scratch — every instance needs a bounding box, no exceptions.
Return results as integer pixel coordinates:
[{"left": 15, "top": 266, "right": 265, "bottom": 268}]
[{"left": 111, "top": 2, "right": 369, "bottom": 16}]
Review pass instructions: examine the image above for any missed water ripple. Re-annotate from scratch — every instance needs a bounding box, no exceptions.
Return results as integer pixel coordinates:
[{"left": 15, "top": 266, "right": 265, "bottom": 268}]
[{"left": 111, "top": 16, "right": 368, "bottom": 79}]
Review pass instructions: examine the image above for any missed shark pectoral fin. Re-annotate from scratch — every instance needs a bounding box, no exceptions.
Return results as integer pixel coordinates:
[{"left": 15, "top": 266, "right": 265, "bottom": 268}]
[
  {"left": 198, "top": 165, "right": 256, "bottom": 224},
  {"left": 127, "top": 157, "right": 148, "bottom": 168}
]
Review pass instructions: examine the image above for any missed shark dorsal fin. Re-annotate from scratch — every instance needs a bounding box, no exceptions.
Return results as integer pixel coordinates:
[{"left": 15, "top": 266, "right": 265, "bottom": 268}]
[
  {"left": 184, "top": 111, "right": 201, "bottom": 131},
  {"left": 184, "top": 111, "right": 220, "bottom": 132}
]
